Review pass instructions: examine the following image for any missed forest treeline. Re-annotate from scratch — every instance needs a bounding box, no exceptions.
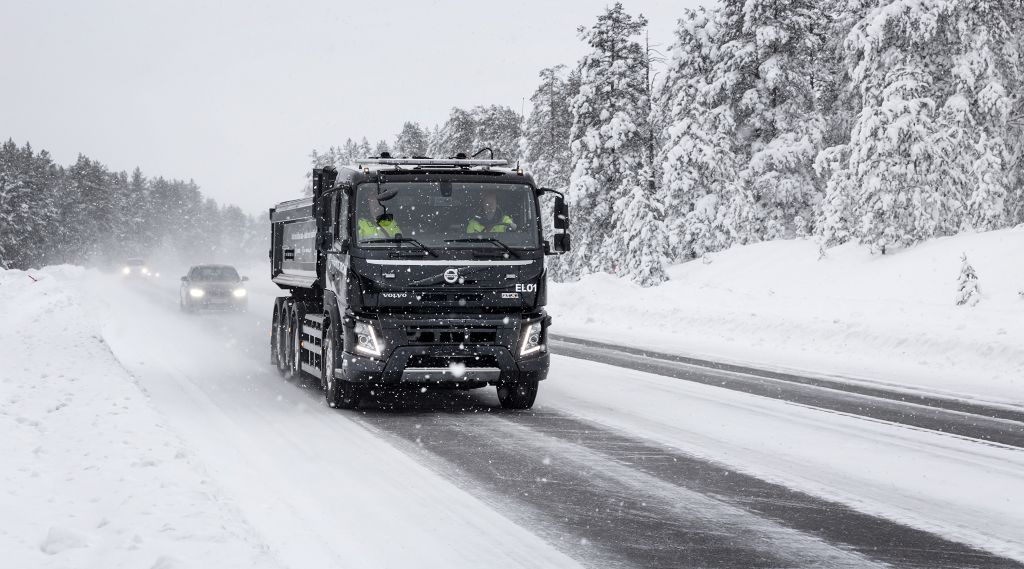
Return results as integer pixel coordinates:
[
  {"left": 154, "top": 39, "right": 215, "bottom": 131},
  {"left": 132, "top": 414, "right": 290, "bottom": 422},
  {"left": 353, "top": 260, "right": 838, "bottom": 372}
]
[
  {"left": 311, "top": 1, "right": 1024, "bottom": 285},
  {"left": 0, "top": 140, "right": 265, "bottom": 270}
]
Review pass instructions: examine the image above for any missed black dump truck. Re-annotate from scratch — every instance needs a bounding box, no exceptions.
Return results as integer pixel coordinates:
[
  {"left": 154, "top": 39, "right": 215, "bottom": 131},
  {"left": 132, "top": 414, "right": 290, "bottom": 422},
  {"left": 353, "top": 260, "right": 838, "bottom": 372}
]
[{"left": 269, "top": 155, "right": 570, "bottom": 410}]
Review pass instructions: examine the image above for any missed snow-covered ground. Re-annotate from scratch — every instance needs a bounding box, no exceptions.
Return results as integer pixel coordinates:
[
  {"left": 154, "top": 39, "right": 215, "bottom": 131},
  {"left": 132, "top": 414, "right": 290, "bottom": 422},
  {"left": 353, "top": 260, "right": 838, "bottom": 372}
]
[
  {"left": 0, "top": 266, "right": 281, "bottom": 569},
  {"left": 3, "top": 260, "right": 1024, "bottom": 567},
  {"left": 550, "top": 228, "right": 1024, "bottom": 406}
]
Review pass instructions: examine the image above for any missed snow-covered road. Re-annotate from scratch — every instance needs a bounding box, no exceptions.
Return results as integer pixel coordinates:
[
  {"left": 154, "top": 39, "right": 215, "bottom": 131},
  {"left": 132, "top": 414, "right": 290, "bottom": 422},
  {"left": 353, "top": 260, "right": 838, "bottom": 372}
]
[{"left": 9, "top": 268, "right": 1022, "bottom": 568}]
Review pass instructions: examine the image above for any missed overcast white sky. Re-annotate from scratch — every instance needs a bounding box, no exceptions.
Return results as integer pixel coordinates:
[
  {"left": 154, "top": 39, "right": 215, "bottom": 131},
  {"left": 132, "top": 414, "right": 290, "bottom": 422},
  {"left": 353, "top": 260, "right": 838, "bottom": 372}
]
[{"left": 1, "top": 0, "right": 707, "bottom": 215}]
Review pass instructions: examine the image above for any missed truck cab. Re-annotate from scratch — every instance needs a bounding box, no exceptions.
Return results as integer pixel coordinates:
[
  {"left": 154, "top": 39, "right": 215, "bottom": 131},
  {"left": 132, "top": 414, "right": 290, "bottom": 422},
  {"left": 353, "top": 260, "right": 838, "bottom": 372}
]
[{"left": 269, "top": 156, "right": 570, "bottom": 410}]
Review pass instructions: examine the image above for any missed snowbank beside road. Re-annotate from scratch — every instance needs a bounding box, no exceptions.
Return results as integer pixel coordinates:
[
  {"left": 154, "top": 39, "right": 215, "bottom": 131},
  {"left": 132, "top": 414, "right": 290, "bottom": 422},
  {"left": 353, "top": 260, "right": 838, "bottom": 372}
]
[
  {"left": 549, "top": 228, "right": 1024, "bottom": 406},
  {"left": 0, "top": 266, "right": 280, "bottom": 569}
]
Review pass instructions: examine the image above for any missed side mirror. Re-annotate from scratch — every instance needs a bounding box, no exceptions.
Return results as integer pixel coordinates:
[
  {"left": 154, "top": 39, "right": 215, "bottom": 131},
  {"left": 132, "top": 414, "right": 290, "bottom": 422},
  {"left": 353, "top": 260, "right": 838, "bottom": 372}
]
[
  {"left": 554, "top": 196, "right": 569, "bottom": 230},
  {"left": 554, "top": 233, "right": 571, "bottom": 253},
  {"left": 241, "top": 276, "right": 249, "bottom": 282},
  {"left": 180, "top": 276, "right": 188, "bottom": 282}
]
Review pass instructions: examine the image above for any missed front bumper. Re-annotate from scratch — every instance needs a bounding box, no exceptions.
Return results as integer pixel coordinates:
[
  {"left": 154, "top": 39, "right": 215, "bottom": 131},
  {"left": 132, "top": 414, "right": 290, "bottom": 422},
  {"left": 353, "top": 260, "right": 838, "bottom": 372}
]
[
  {"left": 338, "top": 314, "right": 549, "bottom": 385},
  {"left": 341, "top": 345, "right": 548, "bottom": 385}
]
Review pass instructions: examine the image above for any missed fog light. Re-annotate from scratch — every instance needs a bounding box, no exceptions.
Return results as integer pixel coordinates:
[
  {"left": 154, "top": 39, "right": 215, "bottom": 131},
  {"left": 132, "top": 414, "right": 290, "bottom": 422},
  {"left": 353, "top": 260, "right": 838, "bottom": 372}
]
[{"left": 189, "top": 288, "right": 205, "bottom": 298}]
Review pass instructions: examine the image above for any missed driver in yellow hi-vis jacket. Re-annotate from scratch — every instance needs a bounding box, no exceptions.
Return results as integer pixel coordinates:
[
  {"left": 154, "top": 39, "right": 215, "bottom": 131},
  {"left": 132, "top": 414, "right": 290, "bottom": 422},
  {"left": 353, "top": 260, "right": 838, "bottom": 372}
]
[
  {"left": 358, "top": 191, "right": 402, "bottom": 238},
  {"left": 467, "top": 190, "right": 516, "bottom": 233}
]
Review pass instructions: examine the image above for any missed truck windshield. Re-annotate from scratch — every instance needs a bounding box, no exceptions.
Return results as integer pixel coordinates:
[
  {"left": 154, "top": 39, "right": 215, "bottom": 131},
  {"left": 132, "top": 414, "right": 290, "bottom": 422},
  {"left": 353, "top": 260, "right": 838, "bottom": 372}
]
[{"left": 354, "top": 182, "right": 539, "bottom": 249}]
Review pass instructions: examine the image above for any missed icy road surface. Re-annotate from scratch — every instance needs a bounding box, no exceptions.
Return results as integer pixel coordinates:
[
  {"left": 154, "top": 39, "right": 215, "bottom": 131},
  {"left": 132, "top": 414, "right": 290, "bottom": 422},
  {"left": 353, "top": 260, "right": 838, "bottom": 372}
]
[{"left": 77, "top": 272, "right": 1024, "bottom": 567}]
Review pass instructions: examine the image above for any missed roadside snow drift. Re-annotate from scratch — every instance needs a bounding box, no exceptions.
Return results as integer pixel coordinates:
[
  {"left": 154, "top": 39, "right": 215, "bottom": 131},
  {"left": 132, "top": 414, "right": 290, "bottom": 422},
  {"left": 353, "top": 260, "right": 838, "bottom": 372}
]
[
  {"left": 550, "top": 228, "right": 1024, "bottom": 406},
  {"left": 0, "top": 266, "right": 280, "bottom": 569}
]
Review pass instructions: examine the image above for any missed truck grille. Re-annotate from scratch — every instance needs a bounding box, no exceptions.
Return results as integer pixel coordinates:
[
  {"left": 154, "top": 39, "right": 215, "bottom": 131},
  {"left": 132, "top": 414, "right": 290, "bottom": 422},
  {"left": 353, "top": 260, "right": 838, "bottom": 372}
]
[
  {"left": 405, "top": 327, "right": 498, "bottom": 345},
  {"left": 415, "top": 293, "right": 484, "bottom": 303},
  {"left": 407, "top": 355, "right": 500, "bottom": 368}
]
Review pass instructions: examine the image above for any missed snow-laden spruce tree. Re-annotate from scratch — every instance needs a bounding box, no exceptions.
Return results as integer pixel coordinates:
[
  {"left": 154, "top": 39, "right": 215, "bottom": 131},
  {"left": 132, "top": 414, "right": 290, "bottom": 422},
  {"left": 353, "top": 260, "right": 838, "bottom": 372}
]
[
  {"left": 567, "top": 3, "right": 669, "bottom": 286},
  {"left": 471, "top": 105, "right": 523, "bottom": 162},
  {"left": 0, "top": 140, "right": 59, "bottom": 268},
  {"left": 523, "top": 65, "right": 576, "bottom": 189},
  {"left": 955, "top": 253, "right": 981, "bottom": 306},
  {"left": 394, "top": 122, "right": 428, "bottom": 157},
  {"left": 818, "top": 0, "right": 1024, "bottom": 250},
  {"left": 434, "top": 107, "right": 477, "bottom": 158},
  {"left": 657, "top": 8, "right": 739, "bottom": 260},
  {"left": 711, "top": 0, "right": 827, "bottom": 243},
  {"left": 523, "top": 66, "right": 579, "bottom": 283}
]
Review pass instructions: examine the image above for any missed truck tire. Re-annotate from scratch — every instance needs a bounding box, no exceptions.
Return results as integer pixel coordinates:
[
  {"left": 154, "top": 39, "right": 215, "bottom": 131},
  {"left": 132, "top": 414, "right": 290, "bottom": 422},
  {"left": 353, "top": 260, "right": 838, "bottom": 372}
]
[
  {"left": 271, "top": 301, "right": 283, "bottom": 370},
  {"left": 322, "top": 321, "right": 360, "bottom": 409},
  {"left": 275, "top": 300, "right": 292, "bottom": 375},
  {"left": 497, "top": 380, "right": 539, "bottom": 410},
  {"left": 285, "top": 302, "right": 304, "bottom": 380}
]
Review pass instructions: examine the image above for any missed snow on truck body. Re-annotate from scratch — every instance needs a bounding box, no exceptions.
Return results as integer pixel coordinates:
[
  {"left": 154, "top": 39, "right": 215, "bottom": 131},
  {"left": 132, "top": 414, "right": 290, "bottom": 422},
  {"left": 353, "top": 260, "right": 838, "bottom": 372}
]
[{"left": 268, "top": 157, "right": 570, "bottom": 409}]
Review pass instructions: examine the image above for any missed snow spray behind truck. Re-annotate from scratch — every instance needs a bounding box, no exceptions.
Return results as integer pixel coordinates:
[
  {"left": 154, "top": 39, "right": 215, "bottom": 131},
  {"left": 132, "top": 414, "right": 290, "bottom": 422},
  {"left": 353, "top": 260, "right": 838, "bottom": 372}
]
[{"left": 269, "top": 156, "right": 570, "bottom": 409}]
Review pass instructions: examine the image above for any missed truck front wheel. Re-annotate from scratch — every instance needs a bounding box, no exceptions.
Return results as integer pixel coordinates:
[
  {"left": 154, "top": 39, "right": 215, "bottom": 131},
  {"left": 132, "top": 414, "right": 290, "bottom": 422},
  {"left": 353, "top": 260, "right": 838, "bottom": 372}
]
[
  {"left": 322, "top": 324, "right": 360, "bottom": 409},
  {"left": 497, "top": 380, "right": 538, "bottom": 410}
]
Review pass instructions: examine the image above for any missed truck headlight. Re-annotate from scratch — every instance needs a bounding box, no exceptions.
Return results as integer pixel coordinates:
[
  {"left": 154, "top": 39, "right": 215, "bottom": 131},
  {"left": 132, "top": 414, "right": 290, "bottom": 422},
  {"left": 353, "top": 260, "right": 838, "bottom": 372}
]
[
  {"left": 519, "top": 320, "right": 544, "bottom": 356},
  {"left": 189, "top": 288, "right": 205, "bottom": 298},
  {"left": 232, "top": 288, "right": 247, "bottom": 298},
  {"left": 354, "top": 320, "right": 383, "bottom": 357}
]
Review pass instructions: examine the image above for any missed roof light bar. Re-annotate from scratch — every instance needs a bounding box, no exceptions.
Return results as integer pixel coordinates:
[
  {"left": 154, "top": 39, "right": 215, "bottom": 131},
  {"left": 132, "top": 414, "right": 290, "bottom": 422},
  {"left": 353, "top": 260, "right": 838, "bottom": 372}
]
[{"left": 355, "top": 158, "right": 510, "bottom": 167}]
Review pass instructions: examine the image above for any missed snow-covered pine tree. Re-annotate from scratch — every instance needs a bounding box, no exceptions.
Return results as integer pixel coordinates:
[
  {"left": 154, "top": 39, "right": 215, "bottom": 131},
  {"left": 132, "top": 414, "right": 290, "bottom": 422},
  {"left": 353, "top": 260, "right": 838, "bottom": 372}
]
[
  {"left": 341, "top": 139, "right": 360, "bottom": 165},
  {"left": 58, "top": 155, "right": 116, "bottom": 263},
  {"left": 568, "top": 3, "right": 668, "bottom": 286},
  {"left": 951, "top": 1, "right": 1023, "bottom": 231},
  {"left": 435, "top": 107, "right": 477, "bottom": 158},
  {"left": 523, "top": 66, "right": 575, "bottom": 189},
  {"left": 374, "top": 139, "right": 390, "bottom": 157},
  {"left": 358, "top": 137, "right": 373, "bottom": 160},
  {"left": 709, "top": 0, "right": 827, "bottom": 243},
  {"left": 819, "top": 0, "right": 1024, "bottom": 250},
  {"left": 471, "top": 105, "right": 523, "bottom": 161},
  {"left": 657, "top": 8, "right": 738, "bottom": 260},
  {"left": 394, "top": 122, "right": 428, "bottom": 157},
  {"left": 955, "top": 253, "right": 981, "bottom": 306},
  {"left": 0, "top": 140, "right": 59, "bottom": 268}
]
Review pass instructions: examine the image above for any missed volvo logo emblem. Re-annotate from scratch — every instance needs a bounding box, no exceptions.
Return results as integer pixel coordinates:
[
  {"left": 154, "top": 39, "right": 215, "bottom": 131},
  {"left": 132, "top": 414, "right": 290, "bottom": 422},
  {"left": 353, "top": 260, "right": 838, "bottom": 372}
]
[{"left": 443, "top": 268, "right": 459, "bottom": 284}]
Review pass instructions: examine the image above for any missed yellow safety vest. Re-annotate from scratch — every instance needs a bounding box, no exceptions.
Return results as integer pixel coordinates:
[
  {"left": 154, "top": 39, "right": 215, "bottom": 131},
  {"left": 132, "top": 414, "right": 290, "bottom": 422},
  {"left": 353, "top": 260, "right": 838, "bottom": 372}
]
[
  {"left": 467, "top": 215, "right": 514, "bottom": 233},
  {"left": 358, "top": 218, "right": 401, "bottom": 238}
]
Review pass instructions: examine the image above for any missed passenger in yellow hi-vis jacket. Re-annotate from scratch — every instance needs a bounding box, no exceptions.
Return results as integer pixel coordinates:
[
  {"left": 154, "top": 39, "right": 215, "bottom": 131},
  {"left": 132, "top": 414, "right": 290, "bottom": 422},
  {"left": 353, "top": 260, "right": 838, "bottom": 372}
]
[
  {"left": 358, "top": 191, "right": 402, "bottom": 238},
  {"left": 467, "top": 190, "right": 516, "bottom": 233}
]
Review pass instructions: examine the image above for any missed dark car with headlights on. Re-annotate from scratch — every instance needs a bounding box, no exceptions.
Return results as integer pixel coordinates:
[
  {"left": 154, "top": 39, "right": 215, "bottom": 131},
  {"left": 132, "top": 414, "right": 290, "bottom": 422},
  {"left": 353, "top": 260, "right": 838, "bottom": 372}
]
[
  {"left": 180, "top": 264, "right": 249, "bottom": 312},
  {"left": 122, "top": 258, "right": 156, "bottom": 279}
]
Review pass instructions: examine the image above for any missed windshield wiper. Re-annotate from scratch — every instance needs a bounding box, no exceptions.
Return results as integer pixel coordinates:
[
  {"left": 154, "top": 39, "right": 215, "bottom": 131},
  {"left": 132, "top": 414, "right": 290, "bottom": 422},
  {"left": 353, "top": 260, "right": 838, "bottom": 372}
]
[
  {"left": 362, "top": 237, "right": 438, "bottom": 257},
  {"left": 444, "top": 237, "right": 520, "bottom": 258}
]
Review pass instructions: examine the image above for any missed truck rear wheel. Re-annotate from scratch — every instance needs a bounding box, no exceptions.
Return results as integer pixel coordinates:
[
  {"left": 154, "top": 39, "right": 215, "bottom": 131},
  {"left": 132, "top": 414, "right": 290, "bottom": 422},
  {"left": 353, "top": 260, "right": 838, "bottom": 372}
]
[
  {"left": 285, "top": 302, "right": 304, "bottom": 380},
  {"left": 322, "top": 322, "right": 360, "bottom": 409},
  {"left": 497, "top": 380, "right": 538, "bottom": 410},
  {"left": 273, "top": 301, "right": 289, "bottom": 374}
]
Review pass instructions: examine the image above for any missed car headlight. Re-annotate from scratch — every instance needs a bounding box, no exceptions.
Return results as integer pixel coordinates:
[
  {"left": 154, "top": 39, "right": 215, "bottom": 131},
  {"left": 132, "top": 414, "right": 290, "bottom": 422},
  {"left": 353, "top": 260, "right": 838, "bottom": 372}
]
[
  {"left": 232, "top": 288, "right": 247, "bottom": 298},
  {"left": 519, "top": 320, "right": 544, "bottom": 356},
  {"left": 354, "top": 320, "right": 383, "bottom": 357},
  {"left": 122, "top": 267, "right": 130, "bottom": 275},
  {"left": 141, "top": 267, "right": 150, "bottom": 275},
  {"left": 189, "top": 288, "right": 205, "bottom": 298}
]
